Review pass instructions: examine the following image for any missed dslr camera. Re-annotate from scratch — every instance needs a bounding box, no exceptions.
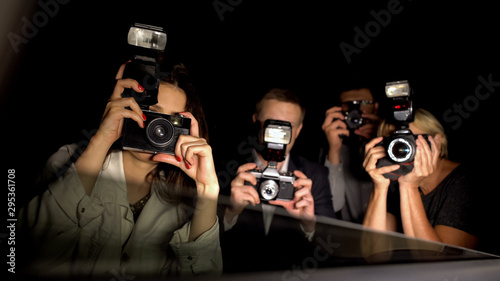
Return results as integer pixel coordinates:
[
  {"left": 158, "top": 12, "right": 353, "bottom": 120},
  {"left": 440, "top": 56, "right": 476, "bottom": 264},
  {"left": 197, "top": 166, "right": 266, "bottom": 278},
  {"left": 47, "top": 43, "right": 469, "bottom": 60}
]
[
  {"left": 121, "top": 23, "right": 190, "bottom": 155},
  {"left": 375, "top": 80, "right": 430, "bottom": 179},
  {"left": 245, "top": 119, "right": 296, "bottom": 201}
]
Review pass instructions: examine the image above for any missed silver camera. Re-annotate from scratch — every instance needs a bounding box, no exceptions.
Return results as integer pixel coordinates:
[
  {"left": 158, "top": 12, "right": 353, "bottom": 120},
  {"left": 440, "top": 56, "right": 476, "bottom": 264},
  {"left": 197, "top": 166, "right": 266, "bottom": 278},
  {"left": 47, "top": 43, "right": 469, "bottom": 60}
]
[{"left": 245, "top": 119, "right": 296, "bottom": 201}]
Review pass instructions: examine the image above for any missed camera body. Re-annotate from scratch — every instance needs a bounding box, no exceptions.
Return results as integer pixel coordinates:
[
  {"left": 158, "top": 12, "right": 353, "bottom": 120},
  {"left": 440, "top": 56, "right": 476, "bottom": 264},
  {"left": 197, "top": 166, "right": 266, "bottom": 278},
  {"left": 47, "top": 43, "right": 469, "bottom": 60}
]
[
  {"left": 247, "top": 165, "right": 295, "bottom": 201},
  {"left": 122, "top": 110, "right": 190, "bottom": 155},
  {"left": 120, "top": 23, "right": 191, "bottom": 155},
  {"left": 244, "top": 119, "right": 296, "bottom": 201},
  {"left": 376, "top": 80, "right": 430, "bottom": 179},
  {"left": 342, "top": 101, "right": 365, "bottom": 130},
  {"left": 343, "top": 109, "right": 364, "bottom": 130}
]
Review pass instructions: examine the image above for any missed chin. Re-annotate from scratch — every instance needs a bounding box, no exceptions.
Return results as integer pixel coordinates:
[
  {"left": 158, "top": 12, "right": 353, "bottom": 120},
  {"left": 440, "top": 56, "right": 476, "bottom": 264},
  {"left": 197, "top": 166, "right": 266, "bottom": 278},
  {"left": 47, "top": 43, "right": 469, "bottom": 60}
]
[{"left": 125, "top": 150, "right": 158, "bottom": 163}]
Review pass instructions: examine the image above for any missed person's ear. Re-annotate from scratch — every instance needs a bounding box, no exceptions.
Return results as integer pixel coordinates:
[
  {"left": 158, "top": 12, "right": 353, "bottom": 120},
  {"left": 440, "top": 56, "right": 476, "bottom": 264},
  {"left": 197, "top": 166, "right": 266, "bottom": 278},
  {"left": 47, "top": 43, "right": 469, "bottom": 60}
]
[
  {"left": 373, "top": 102, "right": 379, "bottom": 114},
  {"left": 432, "top": 133, "right": 443, "bottom": 154},
  {"left": 295, "top": 123, "right": 303, "bottom": 138}
]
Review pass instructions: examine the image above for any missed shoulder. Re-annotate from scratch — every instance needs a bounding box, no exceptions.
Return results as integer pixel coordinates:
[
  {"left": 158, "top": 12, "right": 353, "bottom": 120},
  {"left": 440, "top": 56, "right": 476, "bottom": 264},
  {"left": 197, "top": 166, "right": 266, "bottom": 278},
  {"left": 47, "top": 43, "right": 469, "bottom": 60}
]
[{"left": 289, "top": 154, "right": 329, "bottom": 177}]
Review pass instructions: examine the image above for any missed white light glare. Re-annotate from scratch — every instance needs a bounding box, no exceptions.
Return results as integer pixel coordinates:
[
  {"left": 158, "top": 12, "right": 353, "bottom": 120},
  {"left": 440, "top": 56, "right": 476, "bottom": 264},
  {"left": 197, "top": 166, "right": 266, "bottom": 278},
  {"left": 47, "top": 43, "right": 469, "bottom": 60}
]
[{"left": 127, "top": 26, "right": 167, "bottom": 50}]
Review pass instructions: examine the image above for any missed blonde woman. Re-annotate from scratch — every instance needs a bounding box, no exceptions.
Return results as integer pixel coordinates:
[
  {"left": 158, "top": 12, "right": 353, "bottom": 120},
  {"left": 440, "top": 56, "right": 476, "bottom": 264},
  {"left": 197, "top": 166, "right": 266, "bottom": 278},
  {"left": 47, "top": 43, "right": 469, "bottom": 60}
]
[{"left": 362, "top": 108, "right": 478, "bottom": 249}]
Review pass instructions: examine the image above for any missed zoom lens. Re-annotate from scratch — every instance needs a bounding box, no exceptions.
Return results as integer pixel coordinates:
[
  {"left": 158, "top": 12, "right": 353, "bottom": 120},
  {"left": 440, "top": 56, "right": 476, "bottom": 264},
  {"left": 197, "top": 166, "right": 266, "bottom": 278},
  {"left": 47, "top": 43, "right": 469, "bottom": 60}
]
[
  {"left": 387, "top": 138, "right": 414, "bottom": 163},
  {"left": 146, "top": 118, "right": 175, "bottom": 147},
  {"left": 259, "top": 180, "right": 279, "bottom": 200}
]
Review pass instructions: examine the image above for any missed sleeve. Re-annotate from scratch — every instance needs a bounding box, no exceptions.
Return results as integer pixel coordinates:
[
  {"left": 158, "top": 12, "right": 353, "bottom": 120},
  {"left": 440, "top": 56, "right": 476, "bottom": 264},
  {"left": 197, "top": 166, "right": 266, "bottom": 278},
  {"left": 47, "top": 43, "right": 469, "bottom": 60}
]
[
  {"left": 168, "top": 218, "right": 223, "bottom": 277},
  {"left": 310, "top": 164, "right": 337, "bottom": 219},
  {"left": 17, "top": 145, "right": 105, "bottom": 274}
]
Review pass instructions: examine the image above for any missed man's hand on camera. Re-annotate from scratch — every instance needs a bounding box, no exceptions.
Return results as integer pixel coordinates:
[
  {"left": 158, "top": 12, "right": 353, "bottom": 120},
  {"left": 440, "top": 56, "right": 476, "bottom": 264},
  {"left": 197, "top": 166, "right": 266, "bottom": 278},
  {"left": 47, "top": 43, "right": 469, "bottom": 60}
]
[
  {"left": 225, "top": 163, "right": 261, "bottom": 222},
  {"left": 269, "top": 170, "right": 316, "bottom": 233},
  {"left": 355, "top": 112, "right": 380, "bottom": 140},
  {"left": 322, "top": 106, "right": 349, "bottom": 165}
]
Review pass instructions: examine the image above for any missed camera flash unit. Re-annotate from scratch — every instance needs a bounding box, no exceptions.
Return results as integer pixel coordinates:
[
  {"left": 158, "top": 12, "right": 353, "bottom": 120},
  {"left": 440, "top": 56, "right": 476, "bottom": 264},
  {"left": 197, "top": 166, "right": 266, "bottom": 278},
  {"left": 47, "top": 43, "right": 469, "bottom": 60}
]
[
  {"left": 127, "top": 23, "right": 167, "bottom": 51},
  {"left": 385, "top": 80, "right": 410, "bottom": 98}
]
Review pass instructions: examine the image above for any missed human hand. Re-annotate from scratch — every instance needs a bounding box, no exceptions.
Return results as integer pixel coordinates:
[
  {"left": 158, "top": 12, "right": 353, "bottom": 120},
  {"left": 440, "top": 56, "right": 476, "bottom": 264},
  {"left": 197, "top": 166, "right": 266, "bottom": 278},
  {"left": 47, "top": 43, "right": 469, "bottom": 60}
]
[
  {"left": 225, "top": 163, "right": 261, "bottom": 220},
  {"left": 354, "top": 112, "right": 380, "bottom": 139},
  {"left": 269, "top": 170, "right": 316, "bottom": 232},
  {"left": 322, "top": 106, "right": 349, "bottom": 164},
  {"left": 398, "top": 135, "right": 439, "bottom": 189},
  {"left": 93, "top": 62, "right": 146, "bottom": 148},
  {"left": 363, "top": 137, "right": 400, "bottom": 190},
  {"left": 152, "top": 112, "right": 219, "bottom": 200}
]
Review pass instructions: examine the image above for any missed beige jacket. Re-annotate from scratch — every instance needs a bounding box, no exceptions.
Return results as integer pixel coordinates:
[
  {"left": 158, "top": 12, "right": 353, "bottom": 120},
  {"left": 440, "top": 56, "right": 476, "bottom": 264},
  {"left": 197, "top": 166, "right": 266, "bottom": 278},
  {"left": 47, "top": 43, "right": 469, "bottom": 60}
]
[{"left": 19, "top": 144, "right": 222, "bottom": 279}]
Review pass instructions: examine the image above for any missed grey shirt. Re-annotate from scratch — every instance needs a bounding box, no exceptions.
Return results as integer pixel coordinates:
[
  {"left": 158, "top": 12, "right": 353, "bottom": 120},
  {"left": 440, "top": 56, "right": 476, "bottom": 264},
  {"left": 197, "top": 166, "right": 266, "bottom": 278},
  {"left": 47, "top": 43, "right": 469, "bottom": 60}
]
[{"left": 325, "top": 144, "right": 373, "bottom": 223}]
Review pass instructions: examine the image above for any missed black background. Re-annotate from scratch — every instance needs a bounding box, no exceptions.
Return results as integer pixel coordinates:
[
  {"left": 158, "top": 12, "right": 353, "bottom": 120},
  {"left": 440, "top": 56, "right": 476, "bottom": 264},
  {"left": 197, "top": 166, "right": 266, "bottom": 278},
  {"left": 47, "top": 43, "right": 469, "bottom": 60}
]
[{"left": 2, "top": 0, "right": 500, "bottom": 246}]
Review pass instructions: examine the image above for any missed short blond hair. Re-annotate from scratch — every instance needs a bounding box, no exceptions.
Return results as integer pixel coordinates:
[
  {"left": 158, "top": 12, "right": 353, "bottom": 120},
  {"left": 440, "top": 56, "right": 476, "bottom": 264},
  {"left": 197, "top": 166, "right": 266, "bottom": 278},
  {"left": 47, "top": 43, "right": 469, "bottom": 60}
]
[
  {"left": 377, "top": 108, "right": 448, "bottom": 158},
  {"left": 255, "top": 88, "right": 306, "bottom": 124}
]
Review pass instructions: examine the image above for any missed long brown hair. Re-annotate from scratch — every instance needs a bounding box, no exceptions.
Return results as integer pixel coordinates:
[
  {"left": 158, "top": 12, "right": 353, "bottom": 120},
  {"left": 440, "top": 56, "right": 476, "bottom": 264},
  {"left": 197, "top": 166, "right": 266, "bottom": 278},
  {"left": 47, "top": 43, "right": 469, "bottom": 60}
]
[{"left": 151, "top": 63, "right": 209, "bottom": 207}]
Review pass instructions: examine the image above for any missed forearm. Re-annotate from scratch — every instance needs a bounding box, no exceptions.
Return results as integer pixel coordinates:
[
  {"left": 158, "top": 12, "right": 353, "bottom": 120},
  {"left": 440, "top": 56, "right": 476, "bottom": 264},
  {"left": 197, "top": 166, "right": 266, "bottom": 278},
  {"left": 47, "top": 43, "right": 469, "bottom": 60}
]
[
  {"left": 363, "top": 185, "right": 389, "bottom": 231},
  {"left": 399, "top": 186, "right": 441, "bottom": 242},
  {"left": 74, "top": 134, "right": 113, "bottom": 195},
  {"left": 189, "top": 183, "right": 219, "bottom": 241}
]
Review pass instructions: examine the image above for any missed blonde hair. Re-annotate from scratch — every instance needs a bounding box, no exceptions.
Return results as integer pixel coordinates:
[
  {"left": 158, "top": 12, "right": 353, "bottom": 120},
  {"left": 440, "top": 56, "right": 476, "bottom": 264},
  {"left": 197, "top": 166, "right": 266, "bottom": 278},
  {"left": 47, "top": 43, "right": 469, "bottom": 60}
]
[{"left": 377, "top": 108, "right": 448, "bottom": 159}]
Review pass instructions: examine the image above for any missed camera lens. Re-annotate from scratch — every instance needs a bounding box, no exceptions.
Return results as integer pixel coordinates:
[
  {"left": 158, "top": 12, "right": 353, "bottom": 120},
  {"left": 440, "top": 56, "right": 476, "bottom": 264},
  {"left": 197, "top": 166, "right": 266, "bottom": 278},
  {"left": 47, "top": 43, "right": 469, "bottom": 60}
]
[
  {"left": 345, "top": 110, "right": 363, "bottom": 129},
  {"left": 260, "top": 180, "right": 279, "bottom": 200},
  {"left": 146, "top": 118, "right": 175, "bottom": 147},
  {"left": 388, "top": 138, "right": 415, "bottom": 163}
]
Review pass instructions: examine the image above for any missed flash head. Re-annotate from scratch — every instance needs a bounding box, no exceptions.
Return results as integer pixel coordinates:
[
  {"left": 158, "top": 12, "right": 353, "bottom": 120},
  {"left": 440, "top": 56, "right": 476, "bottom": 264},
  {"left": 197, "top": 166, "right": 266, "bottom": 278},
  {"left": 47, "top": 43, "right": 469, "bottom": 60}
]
[
  {"left": 261, "top": 119, "right": 292, "bottom": 162},
  {"left": 385, "top": 80, "right": 410, "bottom": 98},
  {"left": 264, "top": 120, "right": 292, "bottom": 145},
  {"left": 127, "top": 23, "right": 167, "bottom": 51}
]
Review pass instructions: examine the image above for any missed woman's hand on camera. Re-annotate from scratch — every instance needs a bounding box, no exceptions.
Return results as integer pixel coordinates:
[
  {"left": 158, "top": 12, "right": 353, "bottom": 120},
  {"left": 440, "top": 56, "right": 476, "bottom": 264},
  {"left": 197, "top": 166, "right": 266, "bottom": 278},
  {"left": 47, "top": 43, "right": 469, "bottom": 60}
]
[
  {"left": 363, "top": 137, "right": 399, "bottom": 189},
  {"left": 398, "top": 135, "right": 439, "bottom": 188},
  {"left": 152, "top": 112, "right": 219, "bottom": 200},
  {"left": 94, "top": 63, "right": 146, "bottom": 148}
]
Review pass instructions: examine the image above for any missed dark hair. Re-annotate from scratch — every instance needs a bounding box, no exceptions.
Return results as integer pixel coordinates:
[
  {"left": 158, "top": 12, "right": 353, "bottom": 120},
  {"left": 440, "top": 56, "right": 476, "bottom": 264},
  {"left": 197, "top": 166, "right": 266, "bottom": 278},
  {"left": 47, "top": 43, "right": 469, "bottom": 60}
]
[{"left": 151, "top": 63, "right": 208, "bottom": 207}]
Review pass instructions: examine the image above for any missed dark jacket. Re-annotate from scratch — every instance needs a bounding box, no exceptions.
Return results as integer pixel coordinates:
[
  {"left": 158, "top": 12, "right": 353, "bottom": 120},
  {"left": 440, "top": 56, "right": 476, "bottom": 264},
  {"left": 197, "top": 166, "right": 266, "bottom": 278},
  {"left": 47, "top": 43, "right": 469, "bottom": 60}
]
[{"left": 220, "top": 154, "right": 336, "bottom": 273}]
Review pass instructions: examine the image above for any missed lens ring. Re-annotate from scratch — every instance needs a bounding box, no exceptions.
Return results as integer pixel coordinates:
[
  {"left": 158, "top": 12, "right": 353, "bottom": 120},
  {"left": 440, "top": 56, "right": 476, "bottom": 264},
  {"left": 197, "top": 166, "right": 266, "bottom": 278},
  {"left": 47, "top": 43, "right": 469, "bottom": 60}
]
[
  {"left": 345, "top": 110, "right": 363, "bottom": 129},
  {"left": 146, "top": 118, "right": 175, "bottom": 147},
  {"left": 260, "top": 180, "right": 279, "bottom": 200},
  {"left": 387, "top": 138, "right": 413, "bottom": 162}
]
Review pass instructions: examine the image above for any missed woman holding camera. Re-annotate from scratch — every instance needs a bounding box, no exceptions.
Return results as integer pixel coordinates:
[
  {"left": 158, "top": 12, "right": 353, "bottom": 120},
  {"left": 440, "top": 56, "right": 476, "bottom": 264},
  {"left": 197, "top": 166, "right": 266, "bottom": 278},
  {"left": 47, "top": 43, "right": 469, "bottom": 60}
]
[
  {"left": 362, "top": 108, "right": 479, "bottom": 249},
  {"left": 19, "top": 63, "right": 222, "bottom": 279}
]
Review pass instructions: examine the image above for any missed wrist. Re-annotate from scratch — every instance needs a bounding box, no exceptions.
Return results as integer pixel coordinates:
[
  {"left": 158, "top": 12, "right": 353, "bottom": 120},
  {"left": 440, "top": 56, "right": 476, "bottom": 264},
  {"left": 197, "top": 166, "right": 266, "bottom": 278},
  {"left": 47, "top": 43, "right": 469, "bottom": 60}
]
[
  {"left": 225, "top": 206, "right": 240, "bottom": 223},
  {"left": 301, "top": 216, "right": 316, "bottom": 233},
  {"left": 398, "top": 180, "right": 420, "bottom": 190},
  {"left": 196, "top": 182, "right": 219, "bottom": 201},
  {"left": 327, "top": 148, "right": 341, "bottom": 165}
]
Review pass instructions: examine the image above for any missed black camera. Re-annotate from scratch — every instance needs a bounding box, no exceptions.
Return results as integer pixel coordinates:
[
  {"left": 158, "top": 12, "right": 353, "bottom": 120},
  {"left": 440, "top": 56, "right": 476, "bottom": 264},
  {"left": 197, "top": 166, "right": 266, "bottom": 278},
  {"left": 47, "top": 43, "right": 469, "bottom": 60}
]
[
  {"left": 375, "top": 80, "right": 430, "bottom": 179},
  {"left": 245, "top": 119, "right": 296, "bottom": 201},
  {"left": 120, "top": 23, "right": 190, "bottom": 155},
  {"left": 342, "top": 101, "right": 365, "bottom": 130},
  {"left": 122, "top": 111, "right": 191, "bottom": 155}
]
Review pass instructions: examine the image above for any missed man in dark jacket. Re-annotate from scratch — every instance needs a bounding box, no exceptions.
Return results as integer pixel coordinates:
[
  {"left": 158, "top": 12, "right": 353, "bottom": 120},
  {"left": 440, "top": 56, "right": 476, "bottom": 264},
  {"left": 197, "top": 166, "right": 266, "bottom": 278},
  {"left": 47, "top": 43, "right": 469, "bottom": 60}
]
[{"left": 220, "top": 88, "right": 336, "bottom": 273}]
